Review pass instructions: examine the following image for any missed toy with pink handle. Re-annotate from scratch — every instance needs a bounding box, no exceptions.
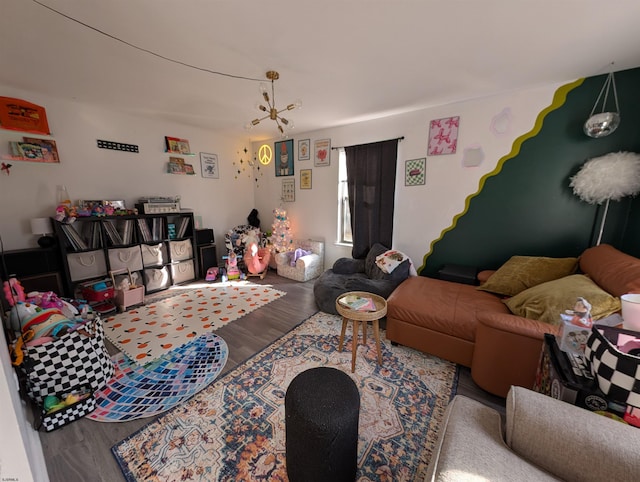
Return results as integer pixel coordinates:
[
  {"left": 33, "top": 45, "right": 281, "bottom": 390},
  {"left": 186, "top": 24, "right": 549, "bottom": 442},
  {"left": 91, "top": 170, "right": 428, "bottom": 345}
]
[{"left": 3, "top": 277, "right": 26, "bottom": 306}]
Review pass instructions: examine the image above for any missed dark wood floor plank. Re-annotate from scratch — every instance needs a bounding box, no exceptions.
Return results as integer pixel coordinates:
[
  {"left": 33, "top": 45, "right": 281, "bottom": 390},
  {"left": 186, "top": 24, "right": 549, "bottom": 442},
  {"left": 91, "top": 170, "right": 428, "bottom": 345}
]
[{"left": 37, "top": 273, "right": 504, "bottom": 482}]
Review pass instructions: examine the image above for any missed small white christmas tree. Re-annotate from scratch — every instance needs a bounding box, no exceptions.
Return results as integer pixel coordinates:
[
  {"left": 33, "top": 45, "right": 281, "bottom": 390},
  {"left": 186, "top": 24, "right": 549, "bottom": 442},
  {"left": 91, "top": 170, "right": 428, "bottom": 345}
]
[{"left": 271, "top": 208, "right": 293, "bottom": 252}]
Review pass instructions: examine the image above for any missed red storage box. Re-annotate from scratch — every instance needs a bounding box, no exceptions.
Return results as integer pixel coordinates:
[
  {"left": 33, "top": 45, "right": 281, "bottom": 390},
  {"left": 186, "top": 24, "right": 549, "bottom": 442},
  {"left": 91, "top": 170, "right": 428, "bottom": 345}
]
[{"left": 81, "top": 284, "right": 114, "bottom": 302}]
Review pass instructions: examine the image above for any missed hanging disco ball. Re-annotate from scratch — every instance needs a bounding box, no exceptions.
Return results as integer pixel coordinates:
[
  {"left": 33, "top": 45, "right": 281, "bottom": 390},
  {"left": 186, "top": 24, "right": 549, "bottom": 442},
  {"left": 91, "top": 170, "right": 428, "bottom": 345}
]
[{"left": 583, "top": 112, "right": 620, "bottom": 138}]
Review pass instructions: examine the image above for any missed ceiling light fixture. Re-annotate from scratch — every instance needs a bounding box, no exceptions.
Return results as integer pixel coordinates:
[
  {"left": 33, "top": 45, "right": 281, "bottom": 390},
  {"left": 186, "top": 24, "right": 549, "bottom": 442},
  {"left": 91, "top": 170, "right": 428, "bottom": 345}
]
[
  {"left": 583, "top": 66, "right": 620, "bottom": 138},
  {"left": 245, "top": 71, "right": 301, "bottom": 137}
]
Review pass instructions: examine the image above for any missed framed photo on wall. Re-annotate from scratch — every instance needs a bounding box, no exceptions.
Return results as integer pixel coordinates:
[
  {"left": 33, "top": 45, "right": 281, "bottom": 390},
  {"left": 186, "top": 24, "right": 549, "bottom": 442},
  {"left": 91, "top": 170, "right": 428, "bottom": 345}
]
[
  {"left": 427, "top": 116, "right": 459, "bottom": 156},
  {"left": 298, "top": 139, "right": 310, "bottom": 160},
  {"left": 300, "top": 169, "right": 312, "bottom": 189},
  {"left": 275, "top": 139, "right": 294, "bottom": 176},
  {"left": 405, "top": 158, "right": 426, "bottom": 186},
  {"left": 314, "top": 138, "right": 331, "bottom": 167},
  {"left": 200, "top": 152, "right": 219, "bottom": 178},
  {"left": 282, "top": 178, "right": 295, "bottom": 202}
]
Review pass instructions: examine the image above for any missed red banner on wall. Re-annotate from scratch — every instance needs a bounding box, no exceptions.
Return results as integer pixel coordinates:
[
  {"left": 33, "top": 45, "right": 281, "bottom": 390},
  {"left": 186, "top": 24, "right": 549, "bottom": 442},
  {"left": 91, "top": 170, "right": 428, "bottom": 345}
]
[{"left": 0, "top": 97, "right": 51, "bottom": 135}]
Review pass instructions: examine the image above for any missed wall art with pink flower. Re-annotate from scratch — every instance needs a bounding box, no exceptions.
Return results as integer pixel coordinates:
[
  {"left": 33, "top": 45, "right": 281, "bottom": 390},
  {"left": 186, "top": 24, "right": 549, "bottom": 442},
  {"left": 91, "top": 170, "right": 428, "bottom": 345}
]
[
  {"left": 314, "top": 138, "right": 331, "bottom": 167},
  {"left": 428, "top": 116, "right": 460, "bottom": 156}
]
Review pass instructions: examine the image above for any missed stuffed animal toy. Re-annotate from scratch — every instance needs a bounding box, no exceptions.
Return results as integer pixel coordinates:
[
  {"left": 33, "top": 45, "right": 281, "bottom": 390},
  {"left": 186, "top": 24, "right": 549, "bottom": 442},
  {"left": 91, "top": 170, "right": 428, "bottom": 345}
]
[
  {"left": 244, "top": 242, "right": 271, "bottom": 276},
  {"left": 54, "top": 204, "right": 76, "bottom": 224}
]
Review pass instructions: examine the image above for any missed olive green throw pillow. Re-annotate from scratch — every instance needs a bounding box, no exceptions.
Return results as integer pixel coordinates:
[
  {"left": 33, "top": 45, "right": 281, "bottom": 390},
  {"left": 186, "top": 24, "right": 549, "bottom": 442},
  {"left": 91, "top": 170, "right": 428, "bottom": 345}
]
[
  {"left": 503, "top": 274, "right": 621, "bottom": 326},
  {"left": 477, "top": 255, "right": 579, "bottom": 297}
]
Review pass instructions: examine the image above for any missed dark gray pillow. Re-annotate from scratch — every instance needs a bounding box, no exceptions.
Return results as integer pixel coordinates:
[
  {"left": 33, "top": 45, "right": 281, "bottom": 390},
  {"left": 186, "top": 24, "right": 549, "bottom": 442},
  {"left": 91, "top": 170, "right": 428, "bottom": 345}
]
[
  {"left": 332, "top": 257, "right": 365, "bottom": 274},
  {"left": 365, "top": 243, "right": 390, "bottom": 279}
]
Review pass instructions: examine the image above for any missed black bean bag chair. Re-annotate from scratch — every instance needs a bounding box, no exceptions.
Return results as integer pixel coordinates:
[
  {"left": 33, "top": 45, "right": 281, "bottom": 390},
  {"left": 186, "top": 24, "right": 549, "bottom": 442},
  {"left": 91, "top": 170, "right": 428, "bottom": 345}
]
[{"left": 313, "top": 243, "right": 410, "bottom": 315}]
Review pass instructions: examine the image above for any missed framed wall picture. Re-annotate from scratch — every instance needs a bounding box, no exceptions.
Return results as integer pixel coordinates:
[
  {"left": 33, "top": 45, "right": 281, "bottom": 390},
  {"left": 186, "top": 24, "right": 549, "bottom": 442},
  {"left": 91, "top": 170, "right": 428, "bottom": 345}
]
[
  {"left": 405, "top": 158, "right": 426, "bottom": 186},
  {"left": 298, "top": 139, "right": 310, "bottom": 160},
  {"left": 200, "top": 152, "right": 219, "bottom": 178},
  {"left": 282, "top": 178, "right": 295, "bottom": 202},
  {"left": 427, "top": 116, "right": 459, "bottom": 156},
  {"left": 300, "top": 169, "right": 312, "bottom": 189},
  {"left": 314, "top": 138, "right": 331, "bottom": 167},
  {"left": 275, "top": 139, "right": 294, "bottom": 176}
]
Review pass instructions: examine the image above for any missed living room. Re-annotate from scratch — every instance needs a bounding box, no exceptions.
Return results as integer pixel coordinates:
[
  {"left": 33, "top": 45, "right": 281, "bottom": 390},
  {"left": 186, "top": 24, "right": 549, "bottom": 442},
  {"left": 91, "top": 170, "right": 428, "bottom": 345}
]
[{"left": 3, "top": 2, "right": 640, "bottom": 481}]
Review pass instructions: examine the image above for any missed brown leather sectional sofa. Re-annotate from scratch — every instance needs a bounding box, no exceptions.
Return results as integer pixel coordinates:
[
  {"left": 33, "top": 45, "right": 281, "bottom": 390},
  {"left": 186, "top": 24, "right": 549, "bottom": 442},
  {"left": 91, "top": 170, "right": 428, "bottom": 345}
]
[{"left": 386, "top": 244, "right": 640, "bottom": 397}]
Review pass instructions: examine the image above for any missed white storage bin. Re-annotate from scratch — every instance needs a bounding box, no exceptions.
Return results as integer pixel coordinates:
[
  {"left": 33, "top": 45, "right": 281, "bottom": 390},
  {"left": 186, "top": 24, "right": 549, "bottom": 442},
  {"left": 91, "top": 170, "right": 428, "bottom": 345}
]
[
  {"left": 67, "top": 250, "right": 108, "bottom": 281},
  {"left": 141, "top": 243, "right": 166, "bottom": 267},
  {"left": 171, "top": 260, "right": 195, "bottom": 284},
  {"left": 108, "top": 246, "right": 143, "bottom": 272},
  {"left": 144, "top": 267, "right": 171, "bottom": 292},
  {"left": 169, "top": 239, "right": 193, "bottom": 261}
]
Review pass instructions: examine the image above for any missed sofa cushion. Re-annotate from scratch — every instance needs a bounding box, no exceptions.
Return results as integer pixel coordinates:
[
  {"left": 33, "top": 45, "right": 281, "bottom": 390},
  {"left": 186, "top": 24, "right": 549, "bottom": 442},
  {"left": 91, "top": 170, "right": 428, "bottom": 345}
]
[
  {"left": 426, "top": 394, "right": 558, "bottom": 482},
  {"left": 580, "top": 244, "right": 640, "bottom": 297},
  {"left": 387, "top": 276, "right": 510, "bottom": 342},
  {"left": 333, "top": 257, "right": 365, "bottom": 274},
  {"left": 503, "top": 274, "right": 621, "bottom": 325},
  {"left": 477, "top": 255, "right": 579, "bottom": 297}
]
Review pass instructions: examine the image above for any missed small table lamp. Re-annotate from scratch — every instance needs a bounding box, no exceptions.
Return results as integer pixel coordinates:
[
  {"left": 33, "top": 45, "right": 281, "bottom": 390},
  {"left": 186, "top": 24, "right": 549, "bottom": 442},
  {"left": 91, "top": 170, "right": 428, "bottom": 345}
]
[{"left": 31, "top": 217, "right": 55, "bottom": 248}]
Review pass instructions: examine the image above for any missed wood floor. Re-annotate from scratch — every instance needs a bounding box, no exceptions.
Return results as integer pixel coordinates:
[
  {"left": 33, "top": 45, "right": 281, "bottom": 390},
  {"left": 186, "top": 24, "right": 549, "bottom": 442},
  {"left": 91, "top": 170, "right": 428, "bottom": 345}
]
[{"left": 37, "top": 273, "right": 505, "bottom": 482}]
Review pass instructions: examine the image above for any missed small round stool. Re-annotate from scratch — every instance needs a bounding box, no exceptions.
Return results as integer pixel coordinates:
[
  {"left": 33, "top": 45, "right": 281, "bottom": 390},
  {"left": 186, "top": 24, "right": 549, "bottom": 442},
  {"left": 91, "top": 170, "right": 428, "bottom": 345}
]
[{"left": 285, "top": 367, "right": 360, "bottom": 482}]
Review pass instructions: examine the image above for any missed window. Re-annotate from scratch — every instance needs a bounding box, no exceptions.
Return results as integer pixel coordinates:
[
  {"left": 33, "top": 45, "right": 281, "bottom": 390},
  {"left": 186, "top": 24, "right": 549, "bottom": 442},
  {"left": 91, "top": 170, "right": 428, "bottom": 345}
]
[{"left": 337, "top": 148, "right": 352, "bottom": 244}]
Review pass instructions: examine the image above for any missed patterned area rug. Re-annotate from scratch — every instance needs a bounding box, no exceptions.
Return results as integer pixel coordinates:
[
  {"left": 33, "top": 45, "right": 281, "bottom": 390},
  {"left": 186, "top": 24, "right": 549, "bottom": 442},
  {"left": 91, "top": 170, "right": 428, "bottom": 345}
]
[
  {"left": 103, "top": 284, "right": 285, "bottom": 365},
  {"left": 112, "top": 312, "right": 458, "bottom": 481},
  {"left": 88, "top": 332, "right": 228, "bottom": 422}
]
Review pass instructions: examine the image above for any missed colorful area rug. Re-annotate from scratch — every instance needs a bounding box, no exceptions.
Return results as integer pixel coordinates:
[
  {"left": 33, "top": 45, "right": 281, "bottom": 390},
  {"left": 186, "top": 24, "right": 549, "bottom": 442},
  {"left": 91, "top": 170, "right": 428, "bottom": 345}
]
[
  {"left": 112, "top": 312, "right": 458, "bottom": 481},
  {"left": 103, "top": 284, "right": 285, "bottom": 365},
  {"left": 88, "top": 332, "right": 228, "bottom": 422}
]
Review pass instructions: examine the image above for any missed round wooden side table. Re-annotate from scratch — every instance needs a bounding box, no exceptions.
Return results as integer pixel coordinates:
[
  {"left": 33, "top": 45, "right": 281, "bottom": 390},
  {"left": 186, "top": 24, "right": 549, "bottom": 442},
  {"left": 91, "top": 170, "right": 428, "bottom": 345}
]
[{"left": 335, "top": 291, "right": 387, "bottom": 372}]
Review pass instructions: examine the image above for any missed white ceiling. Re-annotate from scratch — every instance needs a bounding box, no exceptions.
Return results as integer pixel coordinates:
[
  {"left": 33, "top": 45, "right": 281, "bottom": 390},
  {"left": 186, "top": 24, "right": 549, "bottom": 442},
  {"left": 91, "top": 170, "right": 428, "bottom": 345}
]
[{"left": 2, "top": 0, "right": 640, "bottom": 141}]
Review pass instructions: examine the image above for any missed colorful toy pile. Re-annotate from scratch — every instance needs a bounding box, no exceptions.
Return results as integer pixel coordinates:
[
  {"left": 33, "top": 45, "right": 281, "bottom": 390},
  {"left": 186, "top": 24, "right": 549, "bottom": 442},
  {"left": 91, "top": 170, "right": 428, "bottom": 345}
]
[{"left": 5, "top": 277, "right": 96, "bottom": 366}]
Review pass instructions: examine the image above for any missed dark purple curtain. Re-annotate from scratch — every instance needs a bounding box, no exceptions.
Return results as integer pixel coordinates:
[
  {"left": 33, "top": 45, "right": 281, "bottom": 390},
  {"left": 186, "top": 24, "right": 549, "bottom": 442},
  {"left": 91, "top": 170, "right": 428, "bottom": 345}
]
[{"left": 345, "top": 139, "right": 398, "bottom": 259}]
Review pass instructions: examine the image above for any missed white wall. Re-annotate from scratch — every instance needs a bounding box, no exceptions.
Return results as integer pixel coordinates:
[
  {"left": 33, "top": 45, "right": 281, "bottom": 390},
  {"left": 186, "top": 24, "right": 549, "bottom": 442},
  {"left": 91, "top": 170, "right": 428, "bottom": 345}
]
[
  {"left": 0, "top": 85, "right": 253, "bottom": 255},
  {"left": 253, "top": 82, "right": 564, "bottom": 269}
]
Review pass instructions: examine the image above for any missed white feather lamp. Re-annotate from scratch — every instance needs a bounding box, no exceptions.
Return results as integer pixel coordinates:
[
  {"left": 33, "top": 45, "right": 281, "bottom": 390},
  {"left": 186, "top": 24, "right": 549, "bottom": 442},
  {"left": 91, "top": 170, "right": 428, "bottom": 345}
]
[{"left": 570, "top": 151, "right": 640, "bottom": 244}]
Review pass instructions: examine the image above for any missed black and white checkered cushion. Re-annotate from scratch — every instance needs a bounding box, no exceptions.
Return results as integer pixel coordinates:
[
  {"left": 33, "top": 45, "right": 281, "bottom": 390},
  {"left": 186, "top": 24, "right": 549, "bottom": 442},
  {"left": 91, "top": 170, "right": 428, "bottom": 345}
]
[
  {"left": 21, "top": 317, "right": 114, "bottom": 404},
  {"left": 585, "top": 326, "right": 640, "bottom": 408}
]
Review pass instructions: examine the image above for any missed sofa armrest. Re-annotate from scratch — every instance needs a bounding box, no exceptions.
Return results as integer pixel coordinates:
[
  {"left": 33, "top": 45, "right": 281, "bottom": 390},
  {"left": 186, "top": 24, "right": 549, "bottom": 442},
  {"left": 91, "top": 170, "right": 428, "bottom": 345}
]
[
  {"left": 471, "top": 312, "right": 560, "bottom": 397},
  {"left": 295, "top": 253, "right": 320, "bottom": 268},
  {"left": 427, "top": 395, "right": 557, "bottom": 481},
  {"left": 507, "top": 386, "right": 640, "bottom": 482},
  {"left": 332, "top": 257, "right": 365, "bottom": 274}
]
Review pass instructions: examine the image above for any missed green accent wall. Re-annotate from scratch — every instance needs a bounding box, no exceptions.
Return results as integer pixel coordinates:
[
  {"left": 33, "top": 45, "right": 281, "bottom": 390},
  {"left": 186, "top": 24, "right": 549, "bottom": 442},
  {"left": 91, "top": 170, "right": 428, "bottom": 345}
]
[{"left": 421, "top": 67, "right": 640, "bottom": 277}]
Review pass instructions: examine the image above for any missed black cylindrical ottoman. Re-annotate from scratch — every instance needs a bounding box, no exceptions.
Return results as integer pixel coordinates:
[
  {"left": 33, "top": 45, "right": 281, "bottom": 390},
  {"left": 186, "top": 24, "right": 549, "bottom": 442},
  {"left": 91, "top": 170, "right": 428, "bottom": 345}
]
[{"left": 285, "top": 367, "right": 360, "bottom": 482}]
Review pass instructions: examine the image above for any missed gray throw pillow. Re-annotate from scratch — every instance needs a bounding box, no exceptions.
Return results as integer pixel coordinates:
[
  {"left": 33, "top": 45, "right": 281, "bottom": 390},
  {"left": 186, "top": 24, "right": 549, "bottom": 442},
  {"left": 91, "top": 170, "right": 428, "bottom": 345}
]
[{"left": 365, "top": 243, "right": 390, "bottom": 279}]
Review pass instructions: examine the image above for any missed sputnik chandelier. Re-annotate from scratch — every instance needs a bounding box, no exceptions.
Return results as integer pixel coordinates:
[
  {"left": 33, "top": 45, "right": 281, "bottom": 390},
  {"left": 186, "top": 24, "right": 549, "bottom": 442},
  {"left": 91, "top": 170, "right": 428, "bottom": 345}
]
[{"left": 245, "top": 71, "right": 301, "bottom": 137}]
